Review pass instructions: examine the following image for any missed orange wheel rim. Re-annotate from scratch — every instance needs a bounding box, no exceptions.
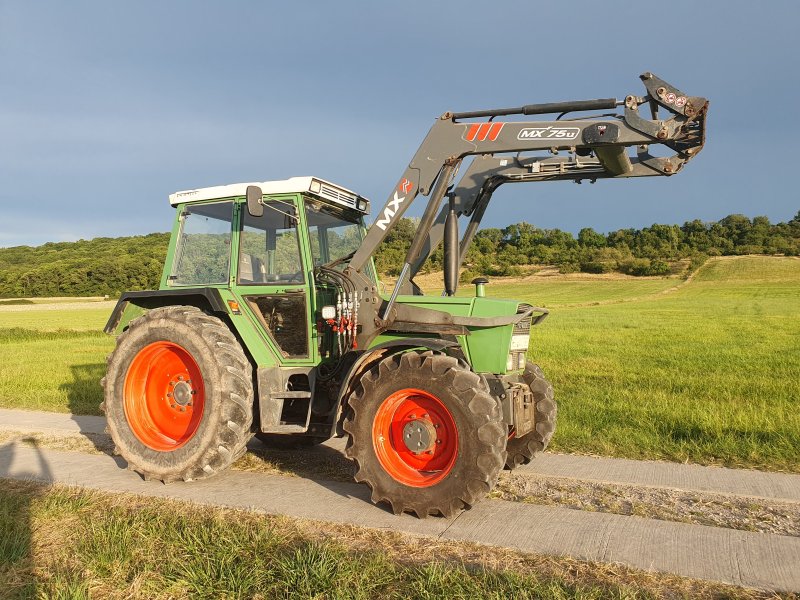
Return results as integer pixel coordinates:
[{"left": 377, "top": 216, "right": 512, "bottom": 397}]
[
  {"left": 372, "top": 388, "right": 458, "bottom": 488},
  {"left": 123, "top": 341, "right": 205, "bottom": 451}
]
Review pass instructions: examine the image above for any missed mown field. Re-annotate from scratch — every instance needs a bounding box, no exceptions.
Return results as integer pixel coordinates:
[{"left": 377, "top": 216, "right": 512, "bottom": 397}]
[{"left": 0, "top": 256, "right": 798, "bottom": 472}]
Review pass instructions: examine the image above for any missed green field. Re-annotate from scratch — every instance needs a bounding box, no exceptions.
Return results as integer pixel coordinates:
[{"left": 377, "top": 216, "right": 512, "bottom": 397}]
[{"left": 0, "top": 256, "right": 798, "bottom": 471}]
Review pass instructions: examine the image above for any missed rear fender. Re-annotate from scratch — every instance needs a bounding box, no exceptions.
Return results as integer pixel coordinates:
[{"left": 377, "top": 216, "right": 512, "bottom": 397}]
[{"left": 104, "top": 289, "right": 229, "bottom": 334}]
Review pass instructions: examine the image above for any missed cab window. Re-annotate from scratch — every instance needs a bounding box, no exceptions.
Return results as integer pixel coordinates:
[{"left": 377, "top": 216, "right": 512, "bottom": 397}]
[
  {"left": 171, "top": 201, "right": 233, "bottom": 285},
  {"left": 239, "top": 199, "right": 304, "bottom": 284}
]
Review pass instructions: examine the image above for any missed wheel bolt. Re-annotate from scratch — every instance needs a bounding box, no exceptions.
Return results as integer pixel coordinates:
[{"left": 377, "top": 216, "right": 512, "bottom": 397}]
[
  {"left": 426, "top": 450, "right": 434, "bottom": 455},
  {"left": 170, "top": 404, "right": 176, "bottom": 409},
  {"left": 423, "top": 413, "right": 429, "bottom": 418},
  {"left": 187, "top": 402, "right": 193, "bottom": 407},
  {"left": 436, "top": 439, "right": 441, "bottom": 444},
  {"left": 167, "top": 392, "right": 173, "bottom": 398},
  {"left": 190, "top": 390, "right": 196, "bottom": 395},
  {"left": 409, "top": 414, "right": 416, "bottom": 419}
]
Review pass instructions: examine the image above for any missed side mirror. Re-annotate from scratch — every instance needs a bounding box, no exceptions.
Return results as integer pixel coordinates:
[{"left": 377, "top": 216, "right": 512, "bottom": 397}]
[{"left": 246, "top": 185, "right": 263, "bottom": 217}]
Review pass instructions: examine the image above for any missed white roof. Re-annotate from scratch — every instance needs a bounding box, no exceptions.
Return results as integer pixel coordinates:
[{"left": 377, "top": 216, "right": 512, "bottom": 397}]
[{"left": 168, "top": 176, "right": 364, "bottom": 207}]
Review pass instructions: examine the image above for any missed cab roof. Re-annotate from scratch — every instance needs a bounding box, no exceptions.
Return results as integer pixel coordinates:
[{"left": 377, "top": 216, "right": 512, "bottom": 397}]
[{"left": 169, "top": 176, "right": 369, "bottom": 213}]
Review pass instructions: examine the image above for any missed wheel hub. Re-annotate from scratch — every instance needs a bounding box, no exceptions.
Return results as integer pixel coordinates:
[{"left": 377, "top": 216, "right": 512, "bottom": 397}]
[
  {"left": 402, "top": 418, "right": 437, "bottom": 454},
  {"left": 171, "top": 380, "right": 194, "bottom": 407}
]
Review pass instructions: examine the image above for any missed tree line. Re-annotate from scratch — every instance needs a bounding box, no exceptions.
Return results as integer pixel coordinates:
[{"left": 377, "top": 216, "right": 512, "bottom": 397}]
[
  {"left": 1, "top": 213, "right": 798, "bottom": 298},
  {"left": 0, "top": 233, "right": 169, "bottom": 298},
  {"left": 376, "top": 212, "right": 800, "bottom": 281}
]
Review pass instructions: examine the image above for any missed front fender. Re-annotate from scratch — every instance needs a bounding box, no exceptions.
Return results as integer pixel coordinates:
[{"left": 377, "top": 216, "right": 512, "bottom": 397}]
[{"left": 329, "top": 338, "right": 462, "bottom": 438}]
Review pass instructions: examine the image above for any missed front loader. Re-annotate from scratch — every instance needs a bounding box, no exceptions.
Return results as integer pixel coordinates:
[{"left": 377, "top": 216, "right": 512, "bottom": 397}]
[{"left": 102, "top": 72, "right": 708, "bottom": 517}]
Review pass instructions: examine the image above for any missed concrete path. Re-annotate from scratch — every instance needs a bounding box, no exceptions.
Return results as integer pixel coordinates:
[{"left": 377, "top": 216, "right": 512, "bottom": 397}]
[
  {"left": 1, "top": 442, "right": 798, "bottom": 593},
  {"left": 3, "top": 408, "right": 800, "bottom": 503}
]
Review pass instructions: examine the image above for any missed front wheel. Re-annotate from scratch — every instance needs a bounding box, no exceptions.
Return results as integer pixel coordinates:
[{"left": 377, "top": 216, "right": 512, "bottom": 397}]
[
  {"left": 101, "top": 305, "right": 254, "bottom": 482},
  {"left": 504, "top": 362, "right": 556, "bottom": 470},
  {"left": 343, "top": 351, "right": 506, "bottom": 518}
]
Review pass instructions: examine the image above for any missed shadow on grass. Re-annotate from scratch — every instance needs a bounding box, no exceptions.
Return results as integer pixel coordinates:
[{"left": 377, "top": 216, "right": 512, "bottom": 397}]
[
  {"left": 60, "top": 363, "right": 113, "bottom": 454},
  {"left": 244, "top": 438, "right": 356, "bottom": 483},
  {"left": 0, "top": 439, "right": 53, "bottom": 598},
  {"left": 62, "top": 363, "right": 105, "bottom": 417},
  {"left": 658, "top": 420, "right": 789, "bottom": 447}
]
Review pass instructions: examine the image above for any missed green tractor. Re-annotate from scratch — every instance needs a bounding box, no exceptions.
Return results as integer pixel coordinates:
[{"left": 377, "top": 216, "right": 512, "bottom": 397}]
[{"left": 103, "top": 73, "right": 707, "bottom": 517}]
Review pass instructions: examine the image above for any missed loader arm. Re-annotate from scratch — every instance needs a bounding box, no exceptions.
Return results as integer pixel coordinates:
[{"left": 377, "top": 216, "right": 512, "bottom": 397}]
[{"left": 347, "top": 72, "right": 707, "bottom": 302}]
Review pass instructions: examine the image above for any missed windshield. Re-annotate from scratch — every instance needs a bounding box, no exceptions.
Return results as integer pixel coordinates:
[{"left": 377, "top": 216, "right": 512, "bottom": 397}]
[{"left": 306, "top": 201, "right": 364, "bottom": 269}]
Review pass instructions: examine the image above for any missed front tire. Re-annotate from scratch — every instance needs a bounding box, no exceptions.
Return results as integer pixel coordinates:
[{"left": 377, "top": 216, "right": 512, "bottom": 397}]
[
  {"left": 101, "top": 305, "right": 254, "bottom": 482},
  {"left": 343, "top": 351, "right": 506, "bottom": 518},
  {"left": 504, "top": 362, "right": 556, "bottom": 469}
]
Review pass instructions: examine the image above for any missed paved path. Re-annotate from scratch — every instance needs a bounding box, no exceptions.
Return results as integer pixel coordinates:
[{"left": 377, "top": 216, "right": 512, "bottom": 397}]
[
  {"left": 3, "top": 408, "right": 800, "bottom": 503},
  {"left": 1, "top": 442, "right": 798, "bottom": 593}
]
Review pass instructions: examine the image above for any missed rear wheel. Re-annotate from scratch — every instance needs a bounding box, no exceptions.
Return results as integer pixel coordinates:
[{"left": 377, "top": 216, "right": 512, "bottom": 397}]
[
  {"left": 343, "top": 351, "right": 506, "bottom": 518},
  {"left": 101, "top": 305, "right": 254, "bottom": 482},
  {"left": 504, "top": 362, "right": 556, "bottom": 470}
]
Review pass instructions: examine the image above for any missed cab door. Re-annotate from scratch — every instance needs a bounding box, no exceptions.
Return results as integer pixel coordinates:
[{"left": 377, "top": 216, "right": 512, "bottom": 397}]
[{"left": 231, "top": 196, "right": 316, "bottom": 367}]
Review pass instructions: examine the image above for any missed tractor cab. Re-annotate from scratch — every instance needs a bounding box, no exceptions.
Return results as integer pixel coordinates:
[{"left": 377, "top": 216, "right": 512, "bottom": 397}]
[{"left": 162, "top": 177, "right": 373, "bottom": 368}]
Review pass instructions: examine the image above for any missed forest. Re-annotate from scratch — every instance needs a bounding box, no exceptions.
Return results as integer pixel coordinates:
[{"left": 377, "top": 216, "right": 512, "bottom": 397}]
[{"left": 1, "top": 212, "right": 798, "bottom": 298}]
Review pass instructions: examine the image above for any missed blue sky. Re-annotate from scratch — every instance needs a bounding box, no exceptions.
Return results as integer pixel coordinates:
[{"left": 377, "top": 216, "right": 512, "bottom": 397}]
[{"left": 1, "top": 1, "right": 797, "bottom": 247}]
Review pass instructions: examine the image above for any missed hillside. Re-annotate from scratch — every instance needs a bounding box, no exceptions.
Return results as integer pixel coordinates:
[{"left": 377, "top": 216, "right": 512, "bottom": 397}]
[
  {"left": 0, "top": 233, "right": 169, "bottom": 298},
  {"left": 0, "top": 211, "right": 798, "bottom": 298}
]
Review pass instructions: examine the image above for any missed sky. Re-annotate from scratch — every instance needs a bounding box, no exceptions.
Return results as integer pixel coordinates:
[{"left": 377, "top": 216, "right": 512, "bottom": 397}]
[{"left": 1, "top": 1, "right": 798, "bottom": 247}]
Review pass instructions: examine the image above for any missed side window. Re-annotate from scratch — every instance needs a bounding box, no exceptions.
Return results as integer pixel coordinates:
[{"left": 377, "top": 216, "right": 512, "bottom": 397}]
[
  {"left": 239, "top": 200, "right": 304, "bottom": 284},
  {"left": 171, "top": 202, "right": 233, "bottom": 285}
]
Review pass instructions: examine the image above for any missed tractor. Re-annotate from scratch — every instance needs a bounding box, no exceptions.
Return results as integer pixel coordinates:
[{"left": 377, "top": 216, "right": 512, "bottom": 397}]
[{"left": 103, "top": 73, "right": 707, "bottom": 517}]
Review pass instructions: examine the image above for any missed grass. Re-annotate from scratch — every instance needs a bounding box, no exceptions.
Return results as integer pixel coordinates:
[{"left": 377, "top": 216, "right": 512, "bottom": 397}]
[
  {"left": 471, "top": 276, "right": 681, "bottom": 307},
  {"left": 0, "top": 479, "right": 772, "bottom": 599},
  {"left": 0, "top": 256, "right": 798, "bottom": 471},
  {"left": 0, "top": 329, "right": 112, "bottom": 415},
  {"left": 0, "top": 306, "right": 114, "bottom": 331},
  {"left": 513, "top": 256, "right": 800, "bottom": 471}
]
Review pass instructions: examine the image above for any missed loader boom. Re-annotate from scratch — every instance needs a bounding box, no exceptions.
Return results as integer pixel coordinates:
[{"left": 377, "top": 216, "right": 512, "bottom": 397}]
[{"left": 347, "top": 72, "right": 707, "bottom": 301}]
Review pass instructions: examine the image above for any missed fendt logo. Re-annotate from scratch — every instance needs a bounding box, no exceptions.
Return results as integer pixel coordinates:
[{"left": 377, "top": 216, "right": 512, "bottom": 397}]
[
  {"left": 375, "top": 179, "right": 413, "bottom": 231},
  {"left": 517, "top": 127, "right": 580, "bottom": 140}
]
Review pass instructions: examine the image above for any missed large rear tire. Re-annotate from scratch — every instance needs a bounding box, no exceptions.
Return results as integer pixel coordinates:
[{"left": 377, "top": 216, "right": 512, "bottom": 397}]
[
  {"left": 101, "top": 305, "right": 254, "bottom": 482},
  {"left": 504, "top": 362, "right": 556, "bottom": 470},
  {"left": 343, "top": 351, "right": 506, "bottom": 518}
]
